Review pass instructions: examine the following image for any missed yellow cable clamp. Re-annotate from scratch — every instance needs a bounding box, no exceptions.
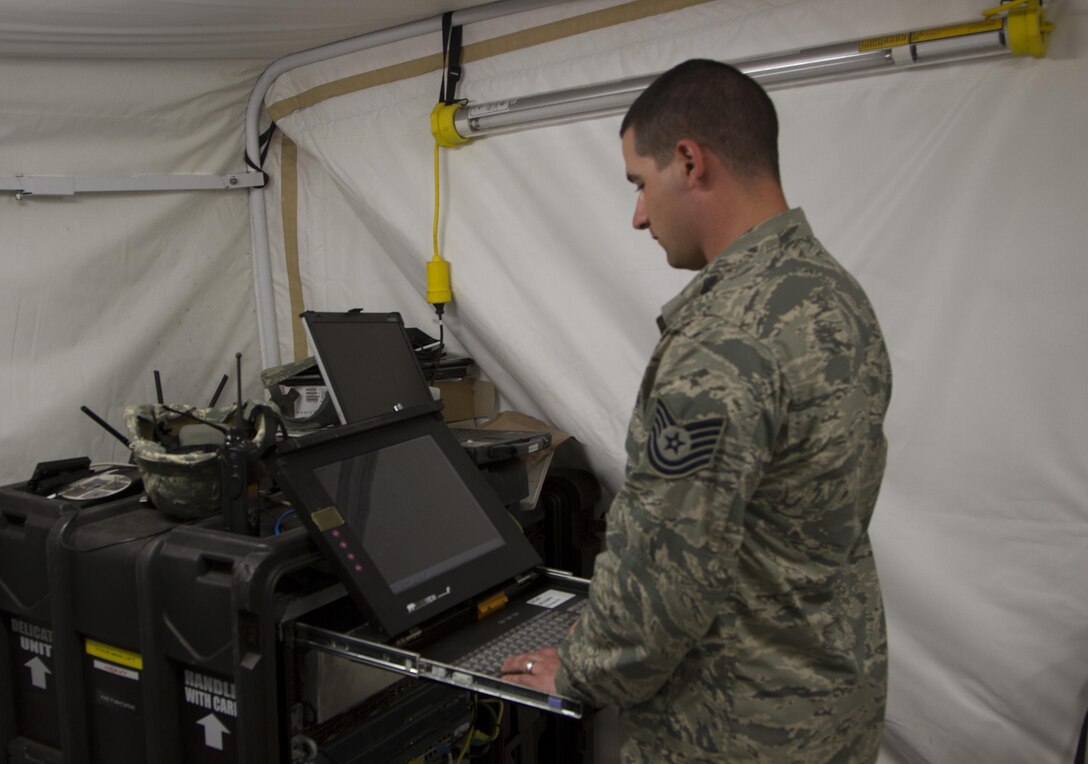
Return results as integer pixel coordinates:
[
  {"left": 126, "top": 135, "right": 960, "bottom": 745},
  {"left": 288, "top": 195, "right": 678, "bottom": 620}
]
[
  {"left": 981, "top": 0, "right": 1054, "bottom": 57},
  {"left": 430, "top": 102, "right": 470, "bottom": 148}
]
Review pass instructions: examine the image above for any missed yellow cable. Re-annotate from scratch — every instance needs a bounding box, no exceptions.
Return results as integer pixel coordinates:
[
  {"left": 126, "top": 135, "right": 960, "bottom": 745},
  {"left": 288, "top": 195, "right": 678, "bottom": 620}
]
[
  {"left": 507, "top": 510, "right": 524, "bottom": 535},
  {"left": 427, "top": 134, "right": 452, "bottom": 306},
  {"left": 453, "top": 694, "right": 476, "bottom": 764},
  {"left": 453, "top": 729, "right": 470, "bottom": 764},
  {"left": 981, "top": 0, "right": 1031, "bottom": 17},
  {"left": 433, "top": 141, "right": 441, "bottom": 262},
  {"left": 476, "top": 699, "right": 505, "bottom": 744}
]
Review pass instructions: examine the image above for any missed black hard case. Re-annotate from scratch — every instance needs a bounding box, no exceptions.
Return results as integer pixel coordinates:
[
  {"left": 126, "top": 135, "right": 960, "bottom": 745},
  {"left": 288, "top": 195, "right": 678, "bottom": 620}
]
[{"left": 1, "top": 481, "right": 337, "bottom": 764}]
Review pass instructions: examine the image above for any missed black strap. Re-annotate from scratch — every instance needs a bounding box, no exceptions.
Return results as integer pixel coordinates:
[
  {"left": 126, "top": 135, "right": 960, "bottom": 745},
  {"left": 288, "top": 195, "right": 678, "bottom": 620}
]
[
  {"left": 243, "top": 122, "right": 278, "bottom": 187},
  {"left": 258, "top": 122, "right": 278, "bottom": 166},
  {"left": 439, "top": 11, "right": 463, "bottom": 105}
]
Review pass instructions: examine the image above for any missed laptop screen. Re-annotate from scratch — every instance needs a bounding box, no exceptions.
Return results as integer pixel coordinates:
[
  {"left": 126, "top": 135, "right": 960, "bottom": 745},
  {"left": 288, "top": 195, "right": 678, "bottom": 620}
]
[
  {"left": 275, "top": 411, "right": 542, "bottom": 636},
  {"left": 302, "top": 311, "right": 433, "bottom": 424},
  {"left": 314, "top": 435, "right": 504, "bottom": 594}
]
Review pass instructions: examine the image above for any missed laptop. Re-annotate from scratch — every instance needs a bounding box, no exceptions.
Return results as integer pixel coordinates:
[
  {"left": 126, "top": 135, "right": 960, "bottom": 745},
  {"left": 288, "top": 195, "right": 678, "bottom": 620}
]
[
  {"left": 300, "top": 311, "right": 551, "bottom": 462},
  {"left": 301, "top": 311, "right": 434, "bottom": 425},
  {"left": 280, "top": 312, "right": 587, "bottom": 714},
  {"left": 275, "top": 405, "right": 587, "bottom": 715}
]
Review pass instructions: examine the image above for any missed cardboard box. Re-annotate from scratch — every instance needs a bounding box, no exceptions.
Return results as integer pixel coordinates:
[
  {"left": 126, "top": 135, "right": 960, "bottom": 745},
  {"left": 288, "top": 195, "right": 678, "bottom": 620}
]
[{"left": 434, "top": 378, "right": 495, "bottom": 423}]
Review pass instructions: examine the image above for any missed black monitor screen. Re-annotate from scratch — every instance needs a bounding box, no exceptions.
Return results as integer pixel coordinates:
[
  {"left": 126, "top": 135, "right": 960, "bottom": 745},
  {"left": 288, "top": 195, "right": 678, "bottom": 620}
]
[
  {"left": 304, "top": 313, "right": 432, "bottom": 424},
  {"left": 276, "top": 407, "right": 542, "bottom": 636},
  {"left": 315, "top": 435, "right": 504, "bottom": 594}
]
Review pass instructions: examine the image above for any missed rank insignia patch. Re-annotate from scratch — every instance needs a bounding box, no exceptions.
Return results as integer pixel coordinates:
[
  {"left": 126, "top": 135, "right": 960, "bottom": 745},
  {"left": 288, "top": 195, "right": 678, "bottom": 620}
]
[{"left": 647, "top": 399, "right": 725, "bottom": 478}]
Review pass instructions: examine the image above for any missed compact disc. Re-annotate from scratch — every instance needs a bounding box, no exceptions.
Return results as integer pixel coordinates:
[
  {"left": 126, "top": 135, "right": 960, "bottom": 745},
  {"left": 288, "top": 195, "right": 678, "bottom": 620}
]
[{"left": 57, "top": 472, "right": 134, "bottom": 502}]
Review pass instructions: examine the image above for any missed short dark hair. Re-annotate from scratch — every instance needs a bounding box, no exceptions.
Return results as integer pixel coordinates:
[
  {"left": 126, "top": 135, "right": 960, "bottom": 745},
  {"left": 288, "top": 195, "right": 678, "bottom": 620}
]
[{"left": 620, "top": 59, "right": 780, "bottom": 183}]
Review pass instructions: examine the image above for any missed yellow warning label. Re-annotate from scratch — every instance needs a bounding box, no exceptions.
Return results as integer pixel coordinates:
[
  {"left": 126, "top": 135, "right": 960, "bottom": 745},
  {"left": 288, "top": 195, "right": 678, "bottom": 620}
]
[
  {"left": 911, "top": 18, "right": 1003, "bottom": 44},
  {"left": 859, "top": 33, "right": 910, "bottom": 52},
  {"left": 859, "top": 17, "right": 1003, "bottom": 52},
  {"left": 85, "top": 639, "right": 143, "bottom": 671}
]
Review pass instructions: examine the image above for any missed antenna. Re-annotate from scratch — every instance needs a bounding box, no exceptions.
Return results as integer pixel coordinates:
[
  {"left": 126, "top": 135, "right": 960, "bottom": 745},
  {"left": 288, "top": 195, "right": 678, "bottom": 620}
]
[
  {"left": 153, "top": 370, "right": 164, "bottom": 405},
  {"left": 208, "top": 374, "right": 229, "bottom": 407},
  {"left": 80, "top": 405, "right": 130, "bottom": 448},
  {"left": 235, "top": 353, "right": 244, "bottom": 415}
]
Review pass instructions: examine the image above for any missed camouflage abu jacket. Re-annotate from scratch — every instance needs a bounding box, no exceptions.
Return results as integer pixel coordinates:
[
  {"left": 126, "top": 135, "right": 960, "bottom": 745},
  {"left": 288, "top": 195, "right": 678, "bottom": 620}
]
[{"left": 555, "top": 208, "right": 891, "bottom": 763}]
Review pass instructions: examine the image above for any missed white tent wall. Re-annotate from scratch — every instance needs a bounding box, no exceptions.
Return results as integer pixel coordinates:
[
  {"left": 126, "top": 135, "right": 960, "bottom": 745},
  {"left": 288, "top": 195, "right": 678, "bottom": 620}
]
[
  {"left": 261, "top": 133, "right": 461, "bottom": 360},
  {"left": 260, "top": 0, "right": 1088, "bottom": 762},
  {"left": 0, "top": 57, "right": 266, "bottom": 482}
]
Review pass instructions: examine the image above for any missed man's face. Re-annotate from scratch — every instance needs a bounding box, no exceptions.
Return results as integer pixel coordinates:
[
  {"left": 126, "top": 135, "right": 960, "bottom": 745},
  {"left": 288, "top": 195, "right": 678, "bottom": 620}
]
[{"left": 622, "top": 128, "right": 704, "bottom": 271}]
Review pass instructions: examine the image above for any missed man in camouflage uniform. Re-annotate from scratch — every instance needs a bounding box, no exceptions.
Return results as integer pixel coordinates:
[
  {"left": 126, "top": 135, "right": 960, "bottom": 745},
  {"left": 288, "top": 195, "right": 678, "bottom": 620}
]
[{"left": 503, "top": 59, "right": 891, "bottom": 762}]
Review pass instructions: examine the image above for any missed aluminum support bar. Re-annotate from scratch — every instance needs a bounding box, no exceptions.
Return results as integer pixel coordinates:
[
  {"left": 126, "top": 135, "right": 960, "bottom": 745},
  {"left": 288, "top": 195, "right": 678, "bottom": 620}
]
[
  {"left": 244, "top": 0, "right": 567, "bottom": 368},
  {"left": 2, "top": 172, "right": 264, "bottom": 198}
]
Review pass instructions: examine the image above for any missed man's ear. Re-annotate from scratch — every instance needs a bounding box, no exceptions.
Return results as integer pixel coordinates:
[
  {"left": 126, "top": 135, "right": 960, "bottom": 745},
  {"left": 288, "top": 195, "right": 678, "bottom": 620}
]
[{"left": 674, "top": 139, "right": 707, "bottom": 187}]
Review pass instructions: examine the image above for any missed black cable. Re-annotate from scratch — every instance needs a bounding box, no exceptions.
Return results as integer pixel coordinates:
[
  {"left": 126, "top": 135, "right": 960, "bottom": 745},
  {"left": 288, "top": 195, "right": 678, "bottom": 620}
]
[{"left": 429, "top": 312, "right": 445, "bottom": 385}]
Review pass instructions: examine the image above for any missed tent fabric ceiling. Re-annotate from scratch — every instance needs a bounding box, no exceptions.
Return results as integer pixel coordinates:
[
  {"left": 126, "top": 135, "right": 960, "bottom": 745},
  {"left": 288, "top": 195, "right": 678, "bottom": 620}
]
[
  {"left": 0, "top": 0, "right": 486, "bottom": 59},
  {"left": 262, "top": 0, "right": 715, "bottom": 124}
]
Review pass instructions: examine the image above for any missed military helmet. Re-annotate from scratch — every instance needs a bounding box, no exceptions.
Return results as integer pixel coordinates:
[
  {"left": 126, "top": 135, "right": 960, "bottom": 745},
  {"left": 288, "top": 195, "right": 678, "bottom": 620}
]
[{"left": 125, "top": 402, "right": 277, "bottom": 520}]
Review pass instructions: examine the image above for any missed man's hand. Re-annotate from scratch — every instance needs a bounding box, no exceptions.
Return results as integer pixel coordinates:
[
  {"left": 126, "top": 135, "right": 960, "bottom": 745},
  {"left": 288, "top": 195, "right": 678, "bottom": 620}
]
[{"left": 501, "top": 646, "right": 561, "bottom": 694}]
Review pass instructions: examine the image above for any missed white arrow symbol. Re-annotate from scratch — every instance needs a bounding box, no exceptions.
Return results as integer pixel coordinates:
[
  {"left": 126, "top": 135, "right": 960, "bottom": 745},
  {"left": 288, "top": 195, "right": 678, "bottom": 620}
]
[
  {"left": 25, "top": 657, "right": 52, "bottom": 689},
  {"left": 197, "top": 713, "right": 230, "bottom": 751}
]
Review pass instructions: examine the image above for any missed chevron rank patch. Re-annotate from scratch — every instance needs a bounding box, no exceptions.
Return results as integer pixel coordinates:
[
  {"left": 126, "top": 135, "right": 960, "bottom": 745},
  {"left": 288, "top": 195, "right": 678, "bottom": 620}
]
[{"left": 647, "top": 398, "right": 725, "bottom": 478}]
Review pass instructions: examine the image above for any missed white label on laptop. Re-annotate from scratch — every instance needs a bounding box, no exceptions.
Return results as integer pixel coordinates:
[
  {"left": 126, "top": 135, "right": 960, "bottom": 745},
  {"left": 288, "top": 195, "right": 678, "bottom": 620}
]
[{"left": 527, "top": 590, "right": 576, "bottom": 609}]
